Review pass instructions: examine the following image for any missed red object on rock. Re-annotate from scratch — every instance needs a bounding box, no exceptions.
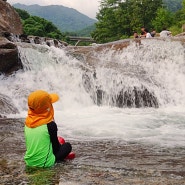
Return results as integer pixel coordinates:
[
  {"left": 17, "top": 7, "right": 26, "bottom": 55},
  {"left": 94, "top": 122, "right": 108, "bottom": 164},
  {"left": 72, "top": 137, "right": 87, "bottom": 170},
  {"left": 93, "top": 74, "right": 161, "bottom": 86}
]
[
  {"left": 65, "top": 152, "right": 76, "bottom": 160},
  {"left": 58, "top": 136, "right": 75, "bottom": 160},
  {"left": 58, "top": 136, "right": 65, "bottom": 144}
]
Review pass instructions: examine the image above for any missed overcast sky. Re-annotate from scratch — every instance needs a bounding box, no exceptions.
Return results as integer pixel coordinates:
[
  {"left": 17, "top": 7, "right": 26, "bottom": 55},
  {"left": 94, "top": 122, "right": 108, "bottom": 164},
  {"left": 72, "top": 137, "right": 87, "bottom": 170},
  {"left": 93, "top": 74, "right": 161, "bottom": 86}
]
[{"left": 8, "top": 0, "right": 101, "bottom": 19}]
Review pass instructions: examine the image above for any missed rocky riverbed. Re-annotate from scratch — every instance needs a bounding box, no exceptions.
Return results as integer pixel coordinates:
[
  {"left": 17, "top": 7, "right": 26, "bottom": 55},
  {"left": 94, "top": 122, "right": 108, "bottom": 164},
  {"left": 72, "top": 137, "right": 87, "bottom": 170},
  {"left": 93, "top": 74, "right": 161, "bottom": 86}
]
[{"left": 0, "top": 118, "right": 185, "bottom": 185}]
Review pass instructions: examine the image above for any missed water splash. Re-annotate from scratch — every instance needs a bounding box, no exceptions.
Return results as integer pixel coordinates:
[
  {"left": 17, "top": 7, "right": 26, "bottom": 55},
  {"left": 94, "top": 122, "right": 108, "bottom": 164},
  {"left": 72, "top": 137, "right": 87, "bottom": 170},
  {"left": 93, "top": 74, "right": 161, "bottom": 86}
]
[
  {"left": 0, "top": 39, "right": 185, "bottom": 147},
  {"left": 82, "top": 39, "right": 185, "bottom": 107},
  {"left": 1, "top": 39, "right": 185, "bottom": 112}
]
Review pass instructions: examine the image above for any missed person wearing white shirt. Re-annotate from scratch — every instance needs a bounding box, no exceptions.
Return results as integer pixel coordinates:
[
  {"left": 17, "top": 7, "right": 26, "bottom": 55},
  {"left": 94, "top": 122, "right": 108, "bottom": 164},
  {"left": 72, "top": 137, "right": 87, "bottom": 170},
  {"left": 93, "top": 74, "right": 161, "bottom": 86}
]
[
  {"left": 145, "top": 28, "right": 152, "bottom": 38},
  {"left": 160, "top": 28, "right": 172, "bottom": 37}
]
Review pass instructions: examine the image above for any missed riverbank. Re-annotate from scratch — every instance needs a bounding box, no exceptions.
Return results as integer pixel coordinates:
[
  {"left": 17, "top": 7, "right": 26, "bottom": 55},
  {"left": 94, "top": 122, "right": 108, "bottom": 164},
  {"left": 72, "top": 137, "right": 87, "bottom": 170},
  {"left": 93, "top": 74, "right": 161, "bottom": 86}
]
[{"left": 0, "top": 118, "right": 185, "bottom": 185}]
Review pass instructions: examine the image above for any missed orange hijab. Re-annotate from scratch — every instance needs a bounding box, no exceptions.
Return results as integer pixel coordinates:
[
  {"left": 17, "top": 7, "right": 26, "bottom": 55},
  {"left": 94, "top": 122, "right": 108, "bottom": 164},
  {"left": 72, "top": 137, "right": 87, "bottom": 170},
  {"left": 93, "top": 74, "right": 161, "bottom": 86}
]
[{"left": 25, "top": 90, "right": 59, "bottom": 128}]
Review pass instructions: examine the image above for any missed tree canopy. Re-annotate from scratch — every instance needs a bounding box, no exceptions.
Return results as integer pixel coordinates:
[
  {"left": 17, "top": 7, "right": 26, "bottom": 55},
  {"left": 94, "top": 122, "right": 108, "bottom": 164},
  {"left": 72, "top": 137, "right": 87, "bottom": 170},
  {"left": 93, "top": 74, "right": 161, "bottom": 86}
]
[
  {"left": 92, "top": 0, "right": 185, "bottom": 43},
  {"left": 14, "top": 1, "right": 185, "bottom": 45},
  {"left": 152, "top": 8, "right": 174, "bottom": 32},
  {"left": 14, "top": 8, "right": 65, "bottom": 40}
]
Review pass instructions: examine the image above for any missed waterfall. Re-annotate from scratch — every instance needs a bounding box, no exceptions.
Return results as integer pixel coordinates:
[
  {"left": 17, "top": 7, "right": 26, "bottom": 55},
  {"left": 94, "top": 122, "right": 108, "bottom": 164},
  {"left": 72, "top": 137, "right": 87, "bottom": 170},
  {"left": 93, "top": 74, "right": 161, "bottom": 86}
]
[
  {"left": 0, "top": 39, "right": 185, "bottom": 146},
  {"left": 83, "top": 39, "right": 185, "bottom": 108},
  {"left": 0, "top": 39, "right": 185, "bottom": 113}
]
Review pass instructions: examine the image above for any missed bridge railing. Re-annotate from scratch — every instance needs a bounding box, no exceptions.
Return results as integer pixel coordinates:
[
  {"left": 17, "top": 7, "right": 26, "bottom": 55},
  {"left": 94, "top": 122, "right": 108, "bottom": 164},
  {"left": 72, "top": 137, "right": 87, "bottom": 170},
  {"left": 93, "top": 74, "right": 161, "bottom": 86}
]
[{"left": 68, "top": 36, "right": 95, "bottom": 46}]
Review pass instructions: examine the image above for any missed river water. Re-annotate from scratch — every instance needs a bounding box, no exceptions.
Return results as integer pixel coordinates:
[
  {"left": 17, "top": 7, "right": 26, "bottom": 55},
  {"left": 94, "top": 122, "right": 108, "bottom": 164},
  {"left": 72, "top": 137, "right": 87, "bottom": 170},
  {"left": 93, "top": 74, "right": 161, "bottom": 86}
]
[
  {"left": 0, "top": 38, "right": 185, "bottom": 184},
  {"left": 1, "top": 39, "right": 185, "bottom": 147}
]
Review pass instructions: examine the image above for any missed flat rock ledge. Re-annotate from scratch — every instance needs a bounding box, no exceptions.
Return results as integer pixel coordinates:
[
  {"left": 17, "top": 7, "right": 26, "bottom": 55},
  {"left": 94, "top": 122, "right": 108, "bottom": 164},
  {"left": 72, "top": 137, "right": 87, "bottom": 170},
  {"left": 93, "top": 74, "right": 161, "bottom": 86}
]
[{"left": 0, "top": 118, "right": 185, "bottom": 185}]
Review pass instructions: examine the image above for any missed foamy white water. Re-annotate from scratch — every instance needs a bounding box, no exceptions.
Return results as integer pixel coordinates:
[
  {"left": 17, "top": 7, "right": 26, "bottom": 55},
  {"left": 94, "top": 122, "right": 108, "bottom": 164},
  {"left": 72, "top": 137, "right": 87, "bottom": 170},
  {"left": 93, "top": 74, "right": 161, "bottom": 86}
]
[
  {"left": 55, "top": 106, "right": 185, "bottom": 147},
  {"left": 1, "top": 39, "right": 185, "bottom": 147}
]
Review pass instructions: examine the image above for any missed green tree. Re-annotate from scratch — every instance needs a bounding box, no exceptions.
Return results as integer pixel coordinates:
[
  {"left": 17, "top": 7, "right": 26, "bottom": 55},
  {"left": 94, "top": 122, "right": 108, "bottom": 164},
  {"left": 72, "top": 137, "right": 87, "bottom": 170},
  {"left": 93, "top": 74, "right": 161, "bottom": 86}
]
[
  {"left": 14, "top": 8, "right": 30, "bottom": 20},
  {"left": 183, "top": 0, "right": 185, "bottom": 8},
  {"left": 171, "top": 0, "right": 185, "bottom": 34},
  {"left": 92, "top": 3, "right": 116, "bottom": 42},
  {"left": 15, "top": 9, "right": 66, "bottom": 40},
  {"left": 128, "top": 0, "right": 163, "bottom": 30},
  {"left": 92, "top": 0, "right": 163, "bottom": 43},
  {"left": 152, "top": 8, "right": 174, "bottom": 32}
]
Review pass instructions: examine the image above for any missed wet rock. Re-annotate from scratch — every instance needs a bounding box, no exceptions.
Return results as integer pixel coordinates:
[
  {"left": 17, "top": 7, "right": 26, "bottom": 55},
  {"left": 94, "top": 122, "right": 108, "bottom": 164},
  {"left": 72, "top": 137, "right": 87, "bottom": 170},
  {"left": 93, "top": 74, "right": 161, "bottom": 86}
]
[
  {"left": 116, "top": 87, "right": 158, "bottom": 108},
  {"left": 1, "top": 119, "right": 185, "bottom": 184},
  {"left": 0, "top": 31, "right": 12, "bottom": 41},
  {"left": 0, "top": 37, "right": 22, "bottom": 74},
  {"left": 82, "top": 72, "right": 159, "bottom": 108},
  {"left": 0, "top": 93, "right": 19, "bottom": 115},
  {"left": 26, "top": 36, "right": 68, "bottom": 48},
  {"left": 19, "top": 34, "right": 30, "bottom": 43}
]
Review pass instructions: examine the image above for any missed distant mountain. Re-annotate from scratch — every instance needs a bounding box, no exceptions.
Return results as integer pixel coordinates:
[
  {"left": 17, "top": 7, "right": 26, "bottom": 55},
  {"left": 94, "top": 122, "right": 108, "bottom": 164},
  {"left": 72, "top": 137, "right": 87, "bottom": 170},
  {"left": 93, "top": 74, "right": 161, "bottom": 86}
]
[
  {"left": 13, "top": 3, "right": 97, "bottom": 32},
  {"left": 163, "top": 0, "right": 183, "bottom": 12}
]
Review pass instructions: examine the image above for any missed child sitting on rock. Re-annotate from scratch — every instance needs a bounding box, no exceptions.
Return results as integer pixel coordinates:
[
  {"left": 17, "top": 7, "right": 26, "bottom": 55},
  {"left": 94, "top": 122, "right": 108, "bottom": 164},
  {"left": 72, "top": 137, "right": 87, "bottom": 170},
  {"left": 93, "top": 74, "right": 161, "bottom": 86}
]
[{"left": 24, "top": 90, "right": 72, "bottom": 167}]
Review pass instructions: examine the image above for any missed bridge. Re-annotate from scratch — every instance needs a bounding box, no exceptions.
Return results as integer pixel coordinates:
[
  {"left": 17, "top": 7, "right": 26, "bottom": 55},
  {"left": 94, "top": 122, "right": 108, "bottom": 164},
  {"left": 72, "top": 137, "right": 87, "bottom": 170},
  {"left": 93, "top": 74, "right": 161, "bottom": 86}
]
[{"left": 68, "top": 36, "right": 95, "bottom": 46}]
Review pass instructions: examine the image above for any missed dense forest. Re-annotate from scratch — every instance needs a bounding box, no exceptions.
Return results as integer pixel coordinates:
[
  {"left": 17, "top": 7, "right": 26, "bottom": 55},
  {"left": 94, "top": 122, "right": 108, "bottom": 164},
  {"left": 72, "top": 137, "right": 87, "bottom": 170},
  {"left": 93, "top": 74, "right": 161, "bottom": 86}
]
[
  {"left": 15, "top": 8, "right": 93, "bottom": 45},
  {"left": 15, "top": 8, "right": 66, "bottom": 40},
  {"left": 15, "top": 0, "right": 185, "bottom": 45},
  {"left": 92, "top": 0, "right": 185, "bottom": 43}
]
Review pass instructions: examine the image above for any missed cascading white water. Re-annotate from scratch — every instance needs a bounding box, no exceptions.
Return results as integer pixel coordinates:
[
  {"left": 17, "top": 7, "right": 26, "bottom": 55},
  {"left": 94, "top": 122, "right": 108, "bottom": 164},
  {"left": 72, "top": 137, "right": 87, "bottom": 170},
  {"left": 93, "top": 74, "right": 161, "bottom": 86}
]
[
  {"left": 0, "top": 39, "right": 185, "bottom": 147},
  {"left": 87, "top": 39, "right": 185, "bottom": 107}
]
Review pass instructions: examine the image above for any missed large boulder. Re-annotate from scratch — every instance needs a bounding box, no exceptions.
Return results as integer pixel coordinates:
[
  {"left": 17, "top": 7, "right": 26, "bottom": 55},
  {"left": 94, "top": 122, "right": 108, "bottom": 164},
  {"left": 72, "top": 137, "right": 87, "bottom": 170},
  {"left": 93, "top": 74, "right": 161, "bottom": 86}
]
[
  {"left": 0, "top": 37, "right": 22, "bottom": 74},
  {"left": 0, "top": 0, "right": 23, "bottom": 35}
]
